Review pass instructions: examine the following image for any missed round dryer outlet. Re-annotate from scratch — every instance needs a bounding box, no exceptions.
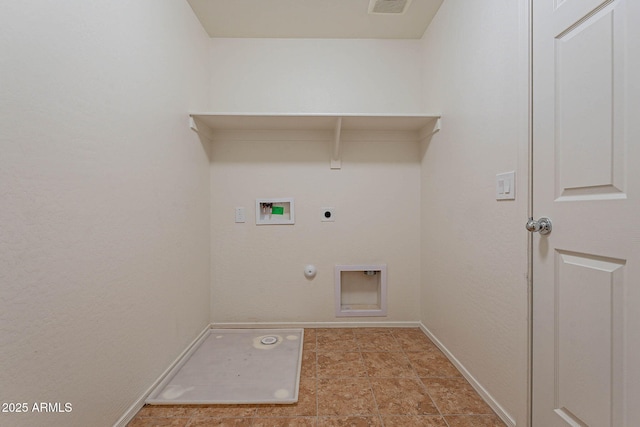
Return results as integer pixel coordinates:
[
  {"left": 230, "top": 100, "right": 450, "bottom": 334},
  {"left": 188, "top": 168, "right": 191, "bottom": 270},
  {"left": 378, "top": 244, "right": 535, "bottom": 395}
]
[{"left": 321, "top": 207, "right": 335, "bottom": 222}]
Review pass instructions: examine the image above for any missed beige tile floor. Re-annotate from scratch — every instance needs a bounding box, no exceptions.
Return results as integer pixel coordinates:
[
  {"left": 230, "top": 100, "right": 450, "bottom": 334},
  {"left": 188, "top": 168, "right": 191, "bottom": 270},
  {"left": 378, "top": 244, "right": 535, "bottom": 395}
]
[{"left": 128, "top": 328, "right": 506, "bottom": 427}]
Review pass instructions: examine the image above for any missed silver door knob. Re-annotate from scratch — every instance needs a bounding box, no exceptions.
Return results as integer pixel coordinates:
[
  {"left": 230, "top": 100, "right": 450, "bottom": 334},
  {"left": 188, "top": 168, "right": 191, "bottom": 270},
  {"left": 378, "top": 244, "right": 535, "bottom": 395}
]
[{"left": 526, "top": 217, "right": 552, "bottom": 235}]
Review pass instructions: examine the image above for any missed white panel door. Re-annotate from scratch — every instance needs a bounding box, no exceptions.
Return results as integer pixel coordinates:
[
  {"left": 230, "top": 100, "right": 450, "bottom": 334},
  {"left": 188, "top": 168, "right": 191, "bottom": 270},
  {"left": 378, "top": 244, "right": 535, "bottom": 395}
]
[{"left": 532, "top": 0, "right": 640, "bottom": 426}]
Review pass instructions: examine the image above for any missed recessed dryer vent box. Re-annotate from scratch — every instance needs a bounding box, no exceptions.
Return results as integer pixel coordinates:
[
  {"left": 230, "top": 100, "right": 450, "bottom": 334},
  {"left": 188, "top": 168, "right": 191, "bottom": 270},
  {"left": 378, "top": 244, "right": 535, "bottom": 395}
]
[
  {"left": 335, "top": 264, "right": 387, "bottom": 317},
  {"left": 256, "top": 198, "right": 295, "bottom": 225}
]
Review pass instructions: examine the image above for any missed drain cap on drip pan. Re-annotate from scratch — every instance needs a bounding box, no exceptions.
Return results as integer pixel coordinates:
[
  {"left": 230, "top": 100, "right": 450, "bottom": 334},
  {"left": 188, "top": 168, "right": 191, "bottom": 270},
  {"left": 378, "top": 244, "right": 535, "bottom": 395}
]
[{"left": 260, "top": 336, "right": 278, "bottom": 345}]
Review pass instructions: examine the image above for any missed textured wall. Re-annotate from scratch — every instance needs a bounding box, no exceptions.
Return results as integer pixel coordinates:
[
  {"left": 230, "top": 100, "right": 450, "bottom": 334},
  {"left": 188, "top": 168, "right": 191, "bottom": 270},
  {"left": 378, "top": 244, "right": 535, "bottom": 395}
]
[
  {"left": 207, "top": 38, "right": 424, "bottom": 114},
  {"left": 210, "top": 136, "right": 421, "bottom": 323},
  {"left": 206, "top": 38, "right": 425, "bottom": 324},
  {"left": 0, "top": 2, "right": 211, "bottom": 426},
  {"left": 0, "top": 2, "right": 534, "bottom": 424},
  {"left": 419, "top": 0, "right": 530, "bottom": 424}
]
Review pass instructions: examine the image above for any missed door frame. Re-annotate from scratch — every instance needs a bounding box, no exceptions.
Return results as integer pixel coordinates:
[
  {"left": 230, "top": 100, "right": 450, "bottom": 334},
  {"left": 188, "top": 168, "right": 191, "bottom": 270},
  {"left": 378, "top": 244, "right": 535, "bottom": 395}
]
[{"left": 526, "top": 0, "right": 534, "bottom": 426}]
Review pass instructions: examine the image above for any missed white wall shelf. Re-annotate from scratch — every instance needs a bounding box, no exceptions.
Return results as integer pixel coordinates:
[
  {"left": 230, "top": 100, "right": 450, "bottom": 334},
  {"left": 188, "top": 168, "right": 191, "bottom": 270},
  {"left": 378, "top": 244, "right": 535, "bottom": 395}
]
[{"left": 189, "top": 112, "right": 441, "bottom": 169}]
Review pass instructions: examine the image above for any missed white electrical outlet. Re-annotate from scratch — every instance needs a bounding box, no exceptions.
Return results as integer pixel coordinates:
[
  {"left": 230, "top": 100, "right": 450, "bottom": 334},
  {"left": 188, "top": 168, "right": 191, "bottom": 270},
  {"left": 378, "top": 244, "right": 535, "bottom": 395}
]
[{"left": 235, "top": 207, "right": 246, "bottom": 223}]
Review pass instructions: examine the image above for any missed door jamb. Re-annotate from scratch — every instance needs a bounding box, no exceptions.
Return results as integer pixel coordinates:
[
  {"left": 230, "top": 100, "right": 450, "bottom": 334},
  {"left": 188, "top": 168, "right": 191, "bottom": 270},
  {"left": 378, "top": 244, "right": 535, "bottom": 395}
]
[{"left": 526, "top": 0, "right": 534, "bottom": 425}]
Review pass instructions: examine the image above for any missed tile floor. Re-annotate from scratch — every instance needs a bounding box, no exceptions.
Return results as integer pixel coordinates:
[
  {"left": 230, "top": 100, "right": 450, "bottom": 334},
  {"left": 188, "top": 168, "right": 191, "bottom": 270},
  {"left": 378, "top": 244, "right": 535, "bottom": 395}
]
[{"left": 128, "top": 328, "right": 507, "bottom": 427}]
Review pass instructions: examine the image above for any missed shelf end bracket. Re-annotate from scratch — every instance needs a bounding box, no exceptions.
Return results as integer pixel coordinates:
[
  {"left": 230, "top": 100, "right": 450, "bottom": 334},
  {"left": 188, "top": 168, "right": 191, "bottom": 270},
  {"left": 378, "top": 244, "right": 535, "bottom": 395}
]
[
  {"left": 189, "top": 115, "right": 214, "bottom": 142},
  {"left": 419, "top": 116, "right": 442, "bottom": 141}
]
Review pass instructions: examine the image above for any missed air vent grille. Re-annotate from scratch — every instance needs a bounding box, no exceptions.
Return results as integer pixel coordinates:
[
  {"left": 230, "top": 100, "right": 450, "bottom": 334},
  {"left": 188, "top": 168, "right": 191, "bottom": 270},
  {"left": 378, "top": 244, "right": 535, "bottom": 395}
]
[{"left": 368, "top": 0, "right": 412, "bottom": 14}]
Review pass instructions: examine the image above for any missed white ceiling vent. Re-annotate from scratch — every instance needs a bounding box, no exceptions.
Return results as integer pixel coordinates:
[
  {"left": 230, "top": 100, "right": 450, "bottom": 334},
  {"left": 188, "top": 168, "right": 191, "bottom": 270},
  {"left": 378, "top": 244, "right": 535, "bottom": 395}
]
[{"left": 368, "top": 0, "right": 413, "bottom": 14}]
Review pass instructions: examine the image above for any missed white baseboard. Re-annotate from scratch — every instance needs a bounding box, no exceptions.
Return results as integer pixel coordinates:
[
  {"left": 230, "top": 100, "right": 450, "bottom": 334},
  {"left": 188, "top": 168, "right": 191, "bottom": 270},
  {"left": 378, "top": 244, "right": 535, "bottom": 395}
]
[
  {"left": 211, "top": 320, "right": 422, "bottom": 329},
  {"left": 418, "top": 322, "right": 516, "bottom": 427},
  {"left": 112, "top": 323, "right": 212, "bottom": 427}
]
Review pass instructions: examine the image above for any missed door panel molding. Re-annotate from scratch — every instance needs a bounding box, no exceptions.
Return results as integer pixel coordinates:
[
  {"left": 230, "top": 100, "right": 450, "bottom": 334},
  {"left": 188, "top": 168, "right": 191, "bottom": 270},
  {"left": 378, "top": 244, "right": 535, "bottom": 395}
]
[
  {"left": 553, "top": 250, "right": 625, "bottom": 427},
  {"left": 554, "top": 2, "right": 626, "bottom": 201}
]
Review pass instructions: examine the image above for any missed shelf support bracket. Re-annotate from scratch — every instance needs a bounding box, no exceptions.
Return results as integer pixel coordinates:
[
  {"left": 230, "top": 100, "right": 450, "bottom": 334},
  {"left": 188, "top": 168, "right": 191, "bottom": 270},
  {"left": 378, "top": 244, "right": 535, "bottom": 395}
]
[
  {"left": 418, "top": 116, "right": 442, "bottom": 141},
  {"left": 189, "top": 115, "right": 214, "bottom": 142},
  {"left": 331, "top": 117, "right": 342, "bottom": 169}
]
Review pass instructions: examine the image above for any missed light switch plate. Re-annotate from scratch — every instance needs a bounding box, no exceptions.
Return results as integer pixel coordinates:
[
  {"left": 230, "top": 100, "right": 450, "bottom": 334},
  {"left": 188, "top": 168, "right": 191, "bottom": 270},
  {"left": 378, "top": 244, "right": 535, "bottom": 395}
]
[
  {"left": 496, "top": 171, "right": 515, "bottom": 200},
  {"left": 235, "top": 207, "right": 246, "bottom": 223}
]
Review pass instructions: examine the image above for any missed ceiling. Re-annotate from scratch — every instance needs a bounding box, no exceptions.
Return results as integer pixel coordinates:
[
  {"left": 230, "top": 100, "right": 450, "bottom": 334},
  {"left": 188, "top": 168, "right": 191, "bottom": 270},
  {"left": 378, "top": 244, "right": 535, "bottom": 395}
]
[{"left": 187, "top": 0, "right": 444, "bottom": 39}]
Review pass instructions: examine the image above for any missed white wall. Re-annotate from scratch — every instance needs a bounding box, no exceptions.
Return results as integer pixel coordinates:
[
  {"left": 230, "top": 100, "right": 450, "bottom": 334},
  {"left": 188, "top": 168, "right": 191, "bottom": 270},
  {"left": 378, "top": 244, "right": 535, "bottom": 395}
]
[
  {"left": 420, "top": 0, "right": 530, "bottom": 425},
  {"left": 208, "top": 38, "right": 424, "bottom": 114},
  {"left": 207, "top": 24, "right": 530, "bottom": 423},
  {"left": 0, "top": 2, "right": 532, "bottom": 424},
  {"left": 206, "top": 38, "right": 425, "bottom": 324},
  {"left": 210, "top": 134, "right": 421, "bottom": 324},
  {"left": 0, "top": 2, "right": 211, "bottom": 426}
]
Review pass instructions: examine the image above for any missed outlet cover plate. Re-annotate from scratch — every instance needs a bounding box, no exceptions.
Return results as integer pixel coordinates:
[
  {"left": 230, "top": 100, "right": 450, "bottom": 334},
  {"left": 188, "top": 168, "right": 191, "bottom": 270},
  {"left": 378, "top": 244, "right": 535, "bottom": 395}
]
[{"left": 321, "top": 207, "right": 335, "bottom": 222}]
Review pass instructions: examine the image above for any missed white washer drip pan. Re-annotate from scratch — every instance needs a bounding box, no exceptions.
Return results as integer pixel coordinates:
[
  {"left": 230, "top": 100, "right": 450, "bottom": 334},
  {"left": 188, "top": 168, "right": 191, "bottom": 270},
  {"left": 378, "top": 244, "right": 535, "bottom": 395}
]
[{"left": 146, "top": 328, "right": 304, "bottom": 405}]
